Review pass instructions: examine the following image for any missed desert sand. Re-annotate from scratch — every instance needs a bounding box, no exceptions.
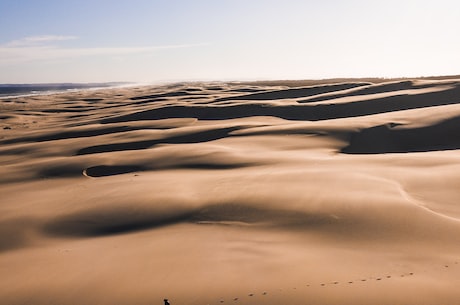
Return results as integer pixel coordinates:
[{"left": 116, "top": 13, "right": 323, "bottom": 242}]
[{"left": 1, "top": 78, "right": 460, "bottom": 305}]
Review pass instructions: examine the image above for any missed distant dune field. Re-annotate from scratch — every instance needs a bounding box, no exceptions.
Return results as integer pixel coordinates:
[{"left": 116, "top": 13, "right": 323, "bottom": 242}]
[{"left": 1, "top": 78, "right": 460, "bottom": 305}]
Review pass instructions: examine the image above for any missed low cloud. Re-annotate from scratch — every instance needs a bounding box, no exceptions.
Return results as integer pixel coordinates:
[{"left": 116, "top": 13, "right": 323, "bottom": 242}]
[
  {"left": 4, "top": 35, "right": 78, "bottom": 47},
  {"left": 0, "top": 35, "right": 207, "bottom": 65}
]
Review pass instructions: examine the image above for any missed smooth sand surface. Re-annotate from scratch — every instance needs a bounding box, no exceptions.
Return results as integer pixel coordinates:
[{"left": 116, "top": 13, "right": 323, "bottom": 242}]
[{"left": 1, "top": 79, "right": 460, "bottom": 305}]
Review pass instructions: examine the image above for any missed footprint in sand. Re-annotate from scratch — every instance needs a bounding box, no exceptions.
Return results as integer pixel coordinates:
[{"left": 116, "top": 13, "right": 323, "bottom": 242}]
[{"left": 215, "top": 269, "right": 426, "bottom": 305}]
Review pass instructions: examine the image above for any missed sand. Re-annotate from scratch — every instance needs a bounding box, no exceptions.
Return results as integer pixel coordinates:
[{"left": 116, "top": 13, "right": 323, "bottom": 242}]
[{"left": 1, "top": 79, "right": 460, "bottom": 305}]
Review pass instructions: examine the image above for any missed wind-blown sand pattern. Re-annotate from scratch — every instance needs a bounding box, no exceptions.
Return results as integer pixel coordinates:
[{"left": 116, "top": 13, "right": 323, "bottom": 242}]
[{"left": 1, "top": 79, "right": 460, "bottom": 305}]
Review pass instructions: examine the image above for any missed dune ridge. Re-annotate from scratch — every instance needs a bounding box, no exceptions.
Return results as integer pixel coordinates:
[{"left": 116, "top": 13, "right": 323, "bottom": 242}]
[{"left": 1, "top": 78, "right": 460, "bottom": 305}]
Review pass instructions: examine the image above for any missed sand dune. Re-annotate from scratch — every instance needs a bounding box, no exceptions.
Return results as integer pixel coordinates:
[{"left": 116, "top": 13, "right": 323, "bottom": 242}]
[{"left": 1, "top": 79, "right": 460, "bottom": 305}]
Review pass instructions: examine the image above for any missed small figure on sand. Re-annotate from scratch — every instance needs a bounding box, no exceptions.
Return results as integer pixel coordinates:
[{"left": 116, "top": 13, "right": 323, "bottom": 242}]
[{"left": 164, "top": 298, "right": 171, "bottom": 305}]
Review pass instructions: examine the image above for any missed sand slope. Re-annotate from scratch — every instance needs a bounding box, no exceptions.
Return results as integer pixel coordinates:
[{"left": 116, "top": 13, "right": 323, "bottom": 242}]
[{"left": 1, "top": 79, "right": 460, "bottom": 305}]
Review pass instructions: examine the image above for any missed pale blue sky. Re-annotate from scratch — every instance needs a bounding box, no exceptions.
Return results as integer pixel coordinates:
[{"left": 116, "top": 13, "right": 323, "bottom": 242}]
[{"left": 1, "top": 0, "right": 459, "bottom": 83}]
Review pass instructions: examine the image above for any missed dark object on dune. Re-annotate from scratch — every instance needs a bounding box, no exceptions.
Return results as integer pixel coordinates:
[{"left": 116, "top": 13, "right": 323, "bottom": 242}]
[{"left": 164, "top": 299, "right": 170, "bottom": 305}]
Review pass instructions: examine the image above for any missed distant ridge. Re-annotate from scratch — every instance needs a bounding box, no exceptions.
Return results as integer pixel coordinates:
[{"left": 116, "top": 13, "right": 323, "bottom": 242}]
[
  {"left": 232, "top": 75, "right": 460, "bottom": 87},
  {"left": 0, "top": 82, "right": 131, "bottom": 98}
]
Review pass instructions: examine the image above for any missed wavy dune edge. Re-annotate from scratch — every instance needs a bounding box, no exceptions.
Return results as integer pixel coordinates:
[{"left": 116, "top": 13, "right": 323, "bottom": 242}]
[{"left": 1, "top": 79, "right": 460, "bottom": 304}]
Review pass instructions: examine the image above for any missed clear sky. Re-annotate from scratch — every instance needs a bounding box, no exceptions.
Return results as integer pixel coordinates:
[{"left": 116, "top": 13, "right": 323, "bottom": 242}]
[{"left": 1, "top": 0, "right": 459, "bottom": 83}]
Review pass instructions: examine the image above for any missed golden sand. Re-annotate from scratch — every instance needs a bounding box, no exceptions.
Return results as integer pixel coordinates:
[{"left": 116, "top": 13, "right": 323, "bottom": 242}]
[{"left": 1, "top": 79, "right": 460, "bottom": 304}]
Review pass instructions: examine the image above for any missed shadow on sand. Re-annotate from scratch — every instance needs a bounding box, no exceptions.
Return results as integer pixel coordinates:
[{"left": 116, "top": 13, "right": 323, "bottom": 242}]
[
  {"left": 342, "top": 115, "right": 460, "bottom": 154},
  {"left": 100, "top": 84, "right": 460, "bottom": 123}
]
